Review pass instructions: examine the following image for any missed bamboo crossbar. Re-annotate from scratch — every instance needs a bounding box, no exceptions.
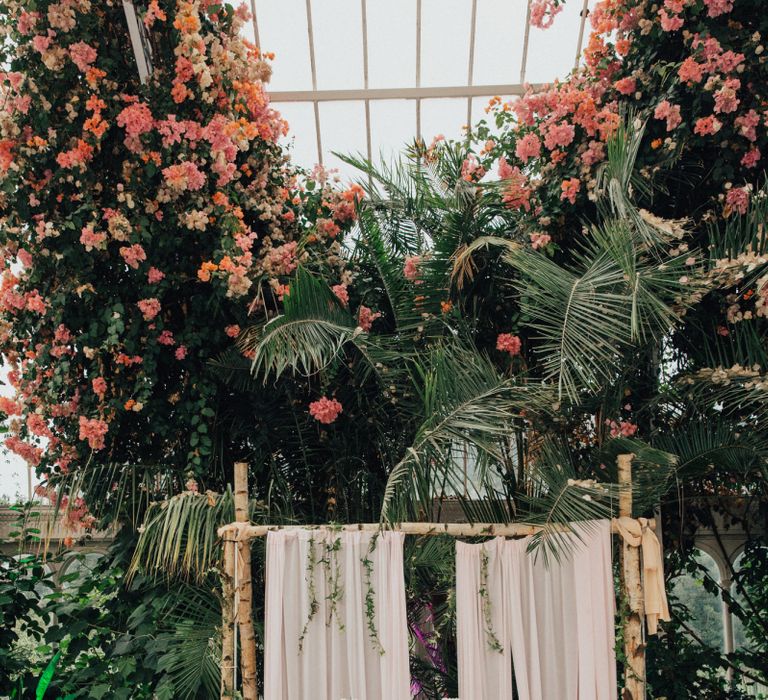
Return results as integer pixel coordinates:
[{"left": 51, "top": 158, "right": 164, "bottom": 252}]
[{"left": 218, "top": 518, "right": 655, "bottom": 541}]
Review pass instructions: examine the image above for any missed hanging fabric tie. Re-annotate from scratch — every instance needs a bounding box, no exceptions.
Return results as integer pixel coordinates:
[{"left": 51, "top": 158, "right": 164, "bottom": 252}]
[
  {"left": 264, "top": 529, "right": 411, "bottom": 700},
  {"left": 612, "top": 516, "right": 671, "bottom": 635}
]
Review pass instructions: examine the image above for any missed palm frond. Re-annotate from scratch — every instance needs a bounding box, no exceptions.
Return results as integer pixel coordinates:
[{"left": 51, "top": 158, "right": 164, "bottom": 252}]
[
  {"left": 380, "top": 344, "right": 525, "bottom": 523},
  {"left": 129, "top": 489, "right": 234, "bottom": 582},
  {"left": 241, "top": 267, "right": 357, "bottom": 380},
  {"left": 518, "top": 438, "right": 621, "bottom": 564}
]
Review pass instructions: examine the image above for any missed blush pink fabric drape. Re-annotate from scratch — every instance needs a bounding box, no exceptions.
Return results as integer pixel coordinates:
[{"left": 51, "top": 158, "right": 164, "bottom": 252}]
[
  {"left": 456, "top": 520, "right": 617, "bottom": 700},
  {"left": 264, "top": 529, "right": 411, "bottom": 700}
]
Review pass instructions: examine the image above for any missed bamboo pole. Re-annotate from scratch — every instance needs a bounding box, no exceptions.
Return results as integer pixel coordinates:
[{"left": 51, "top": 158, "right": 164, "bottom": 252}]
[
  {"left": 618, "top": 453, "right": 646, "bottom": 700},
  {"left": 234, "top": 461, "right": 258, "bottom": 700},
  {"left": 220, "top": 533, "right": 235, "bottom": 698},
  {"left": 218, "top": 519, "right": 654, "bottom": 541}
]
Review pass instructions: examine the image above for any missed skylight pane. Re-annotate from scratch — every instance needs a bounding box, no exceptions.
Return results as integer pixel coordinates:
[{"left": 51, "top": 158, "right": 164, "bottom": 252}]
[
  {"left": 312, "top": 0, "right": 364, "bottom": 90},
  {"left": 370, "top": 100, "right": 417, "bottom": 164},
  {"left": 319, "top": 101, "right": 368, "bottom": 182},
  {"left": 472, "top": 0, "right": 528, "bottom": 85},
  {"left": 258, "top": 0, "right": 312, "bottom": 91},
  {"left": 421, "top": 98, "right": 468, "bottom": 144},
  {"left": 367, "top": 0, "right": 417, "bottom": 88},
  {"left": 525, "top": 0, "right": 585, "bottom": 84},
  {"left": 421, "top": 0, "right": 473, "bottom": 87},
  {"left": 275, "top": 101, "right": 319, "bottom": 170}
]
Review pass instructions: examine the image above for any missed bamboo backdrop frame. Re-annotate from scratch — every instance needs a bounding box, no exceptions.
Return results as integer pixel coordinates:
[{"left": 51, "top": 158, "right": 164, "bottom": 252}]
[{"left": 219, "top": 454, "right": 648, "bottom": 700}]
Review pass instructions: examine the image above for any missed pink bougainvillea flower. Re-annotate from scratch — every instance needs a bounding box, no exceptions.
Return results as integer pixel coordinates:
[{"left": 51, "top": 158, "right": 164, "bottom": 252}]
[
  {"left": 332, "top": 283, "right": 349, "bottom": 306},
  {"left": 694, "top": 115, "right": 722, "bottom": 136},
  {"left": 225, "top": 324, "right": 241, "bottom": 338},
  {"left": 530, "top": 232, "right": 552, "bottom": 250},
  {"left": 175, "top": 345, "right": 188, "bottom": 360},
  {"left": 614, "top": 77, "right": 636, "bottom": 96},
  {"left": 560, "top": 177, "right": 581, "bottom": 204},
  {"left": 404, "top": 255, "right": 421, "bottom": 282},
  {"left": 92, "top": 377, "right": 107, "bottom": 399},
  {"left": 309, "top": 396, "right": 343, "bottom": 424},
  {"left": 741, "top": 147, "right": 761, "bottom": 169},
  {"left": 357, "top": 305, "right": 381, "bottom": 332},
  {"left": 658, "top": 9, "right": 684, "bottom": 31},
  {"left": 678, "top": 57, "right": 703, "bottom": 84},
  {"left": 80, "top": 225, "right": 107, "bottom": 251},
  {"left": 725, "top": 187, "right": 750, "bottom": 216},
  {"left": 515, "top": 133, "right": 542, "bottom": 163},
  {"left": 137, "top": 298, "right": 161, "bottom": 321},
  {"left": 496, "top": 333, "right": 522, "bottom": 355},
  {"left": 703, "top": 0, "right": 733, "bottom": 17},
  {"left": 529, "top": 0, "right": 563, "bottom": 29},
  {"left": 653, "top": 100, "right": 682, "bottom": 131},
  {"left": 501, "top": 166, "right": 532, "bottom": 211},
  {"left": 147, "top": 266, "right": 165, "bottom": 283},
  {"left": 69, "top": 42, "right": 97, "bottom": 72},
  {"left": 120, "top": 244, "right": 147, "bottom": 269},
  {"left": 78, "top": 416, "right": 109, "bottom": 450}
]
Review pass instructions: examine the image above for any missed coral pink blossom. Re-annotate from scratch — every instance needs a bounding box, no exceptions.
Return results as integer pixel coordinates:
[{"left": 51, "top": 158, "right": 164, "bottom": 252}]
[
  {"left": 694, "top": 115, "right": 722, "bottom": 136},
  {"left": 163, "top": 161, "right": 206, "bottom": 191},
  {"left": 80, "top": 226, "right": 107, "bottom": 251},
  {"left": 496, "top": 333, "right": 522, "bottom": 355},
  {"left": 741, "top": 147, "right": 761, "bottom": 169},
  {"left": 309, "top": 396, "right": 343, "bottom": 424},
  {"left": 358, "top": 305, "right": 381, "bottom": 332},
  {"left": 726, "top": 187, "right": 750, "bottom": 215},
  {"left": 225, "top": 324, "right": 241, "bottom": 338},
  {"left": 5, "top": 436, "right": 43, "bottom": 466},
  {"left": 137, "top": 298, "right": 161, "bottom": 321},
  {"left": 530, "top": 232, "right": 552, "bottom": 250},
  {"left": 69, "top": 41, "right": 97, "bottom": 72},
  {"left": 157, "top": 330, "right": 175, "bottom": 345},
  {"left": 607, "top": 420, "right": 638, "bottom": 438},
  {"left": 27, "top": 413, "right": 53, "bottom": 439},
  {"left": 713, "top": 78, "right": 740, "bottom": 114},
  {"left": 515, "top": 133, "right": 541, "bottom": 163},
  {"left": 404, "top": 255, "right": 421, "bottom": 282},
  {"left": 735, "top": 110, "right": 760, "bottom": 142},
  {"left": 560, "top": 177, "right": 581, "bottom": 204},
  {"left": 614, "top": 77, "right": 636, "bottom": 95},
  {"left": 653, "top": 100, "right": 682, "bottom": 131},
  {"left": 703, "top": 0, "right": 733, "bottom": 17},
  {"left": 502, "top": 166, "right": 532, "bottom": 211},
  {"left": 678, "top": 57, "right": 703, "bottom": 84},
  {"left": 529, "top": 0, "right": 562, "bottom": 29},
  {"left": 116, "top": 102, "right": 154, "bottom": 139},
  {"left": 78, "top": 416, "right": 109, "bottom": 450},
  {"left": 147, "top": 266, "right": 165, "bottom": 283},
  {"left": 175, "top": 345, "right": 188, "bottom": 360},
  {"left": 658, "top": 9, "right": 683, "bottom": 31},
  {"left": 0, "top": 397, "right": 22, "bottom": 415},
  {"left": 92, "top": 377, "right": 107, "bottom": 399},
  {"left": 120, "top": 244, "right": 147, "bottom": 269},
  {"left": 332, "top": 284, "right": 349, "bottom": 306},
  {"left": 543, "top": 122, "right": 575, "bottom": 150}
]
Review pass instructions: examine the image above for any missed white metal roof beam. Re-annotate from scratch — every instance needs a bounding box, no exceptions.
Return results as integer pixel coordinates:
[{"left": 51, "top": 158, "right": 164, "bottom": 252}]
[
  {"left": 270, "top": 83, "right": 541, "bottom": 103},
  {"left": 466, "top": 0, "right": 478, "bottom": 131},
  {"left": 304, "top": 0, "right": 322, "bottom": 164},
  {"left": 250, "top": 0, "right": 260, "bottom": 47},
  {"left": 416, "top": 0, "right": 422, "bottom": 140},
  {"left": 574, "top": 0, "right": 590, "bottom": 68}
]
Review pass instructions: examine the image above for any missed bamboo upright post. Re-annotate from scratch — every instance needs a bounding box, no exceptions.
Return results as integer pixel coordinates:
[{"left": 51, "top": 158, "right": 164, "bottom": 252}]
[
  {"left": 220, "top": 533, "right": 235, "bottom": 698},
  {"left": 618, "top": 453, "right": 645, "bottom": 700},
  {"left": 234, "top": 461, "right": 258, "bottom": 700}
]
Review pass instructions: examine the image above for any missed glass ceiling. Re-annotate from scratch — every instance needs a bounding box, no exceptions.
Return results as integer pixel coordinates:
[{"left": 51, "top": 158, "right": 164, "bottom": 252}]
[{"left": 242, "top": 0, "right": 595, "bottom": 180}]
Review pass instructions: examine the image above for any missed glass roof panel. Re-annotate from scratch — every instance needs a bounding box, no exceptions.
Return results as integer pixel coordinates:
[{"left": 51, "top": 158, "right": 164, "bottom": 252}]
[
  {"left": 312, "top": 0, "right": 365, "bottom": 90},
  {"left": 472, "top": 0, "right": 528, "bottom": 85},
  {"left": 524, "top": 0, "right": 585, "bottom": 84},
  {"left": 421, "top": 98, "right": 469, "bottom": 143},
  {"left": 370, "top": 99, "right": 418, "bottom": 163},
  {"left": 275, "top": 101, "right": 319, "bottom": 168},
  {"left": 319, "top": 101, "right": 369, "bottom": 179},
  {"left": 258, "top": 0, "right": 312, "bottom": 91},
  {"left": 420, "top": 0, "right": 473, "bottom": 87},
  {"left": 367, "top": 0, "right": 417, "bottom": 88}
]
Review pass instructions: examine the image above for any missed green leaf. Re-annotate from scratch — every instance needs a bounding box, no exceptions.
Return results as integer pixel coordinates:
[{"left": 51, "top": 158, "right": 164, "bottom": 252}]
[{"left": 35, "top": 650, "right": 61, "bottom": 700}]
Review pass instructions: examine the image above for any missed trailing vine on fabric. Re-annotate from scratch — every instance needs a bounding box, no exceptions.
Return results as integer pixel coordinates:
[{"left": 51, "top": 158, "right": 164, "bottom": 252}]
[{"left": 479, "top": 545, "right": 504, "bottom": 654}]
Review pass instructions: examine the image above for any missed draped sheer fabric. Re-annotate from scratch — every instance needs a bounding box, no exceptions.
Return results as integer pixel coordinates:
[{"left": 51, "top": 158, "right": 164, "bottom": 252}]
[
  {"left": 264, "top": 530, "right": 411, "bottom": 700},
  {"left": 456, "top": 520, "right": 617, "bottom": 700}
]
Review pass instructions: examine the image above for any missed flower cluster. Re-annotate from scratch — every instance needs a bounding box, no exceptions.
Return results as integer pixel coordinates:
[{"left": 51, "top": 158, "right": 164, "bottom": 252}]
[{"left": 0, "top": 0, "right": 358, "bottom": 522}]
